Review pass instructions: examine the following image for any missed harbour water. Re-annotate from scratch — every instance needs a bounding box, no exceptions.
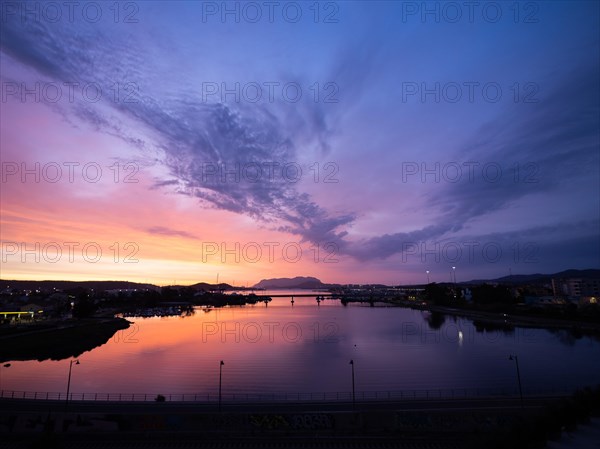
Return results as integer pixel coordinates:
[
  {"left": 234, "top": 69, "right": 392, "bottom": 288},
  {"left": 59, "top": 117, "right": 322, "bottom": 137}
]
[{"left": 2, "top": 294, "right": 599, "bottom": 399}]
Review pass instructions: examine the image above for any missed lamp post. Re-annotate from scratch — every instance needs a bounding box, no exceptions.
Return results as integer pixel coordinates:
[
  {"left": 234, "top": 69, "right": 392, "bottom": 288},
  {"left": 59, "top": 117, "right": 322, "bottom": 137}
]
[
  {"left": 426, "top": 270, "right": 430, "bottom": 284},
  {"left": 349, "top": 359, "right": 355, "bottom": 410},
  {"left": 508, "top": 355, "right": 523, "bottom": 408},
  {"left": 219, "top": 360, "right": 224, "bottom": 412},
  {"left": 65, "top": 359, "right": 80, "bottom": 412},
  {"left": 452, "top": 266, "right": 456, "bottom": 284},
  {"left": 0, "top": 363, "right": 11, "bottom": 392}
]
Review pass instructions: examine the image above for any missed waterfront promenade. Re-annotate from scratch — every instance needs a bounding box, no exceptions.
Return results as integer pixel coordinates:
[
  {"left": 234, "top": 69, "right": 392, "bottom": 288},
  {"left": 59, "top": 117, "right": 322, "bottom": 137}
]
[
  {"left": 0, "top": 397, "right": 544, "bottom": 449},
  {"left": 0, "top": 390, "right": 586, "bottom": 449}
]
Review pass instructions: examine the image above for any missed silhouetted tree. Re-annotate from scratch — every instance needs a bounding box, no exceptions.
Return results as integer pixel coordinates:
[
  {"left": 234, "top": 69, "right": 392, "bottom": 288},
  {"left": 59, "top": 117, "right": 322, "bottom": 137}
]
[
  {"left": 161, "top": 287, "right": 177, "bottom": 300},
  {"left": 425, "top": 311, "right": 446, "bottom": 330},
  {"left": 72, "top": 292, "right": 96, "bottom": 318},
  {"left": 471, "top": 284, "right": 513, "bottom": 305},
  {"left": 423, "top": 283, "right": 453, "bottom": 306}
]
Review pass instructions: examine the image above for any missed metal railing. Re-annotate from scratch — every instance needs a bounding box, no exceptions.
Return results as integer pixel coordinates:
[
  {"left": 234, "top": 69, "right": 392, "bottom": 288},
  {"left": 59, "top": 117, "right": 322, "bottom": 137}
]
[{"left": 0, "top": 385, "right": 575, "bottom": 403}]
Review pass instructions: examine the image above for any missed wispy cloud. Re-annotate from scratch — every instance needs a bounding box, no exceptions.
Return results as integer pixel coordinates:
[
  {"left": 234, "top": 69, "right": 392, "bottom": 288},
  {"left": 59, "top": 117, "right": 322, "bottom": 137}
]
[
  {"left": 342, "top": 62, "right": 599, "bottom": 261},
  {"left": 433, "top": 62, "right": 600, "bottom": 228},
  {"left": 1, "top": 14, "right": 356, "bottom": 249},
  {"left": 146, "top": 226, "right": 196, "bottom": 239}
]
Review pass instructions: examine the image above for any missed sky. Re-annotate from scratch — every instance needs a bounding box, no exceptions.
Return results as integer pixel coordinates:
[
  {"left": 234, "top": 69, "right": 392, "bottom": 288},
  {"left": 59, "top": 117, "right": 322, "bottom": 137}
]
[{"left": 0, "top": 1, "right": 599, "bottom": 286}]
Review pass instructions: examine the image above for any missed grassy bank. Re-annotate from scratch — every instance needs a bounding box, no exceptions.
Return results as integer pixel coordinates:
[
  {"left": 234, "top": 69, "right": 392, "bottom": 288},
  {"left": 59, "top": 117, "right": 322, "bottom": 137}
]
[{"left": 0, "top": 317, "right": 130, "bottom": 363}]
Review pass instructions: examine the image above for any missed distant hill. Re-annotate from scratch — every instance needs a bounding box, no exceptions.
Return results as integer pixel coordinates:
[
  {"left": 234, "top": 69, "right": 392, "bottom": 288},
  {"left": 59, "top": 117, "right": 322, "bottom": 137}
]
[
  {"left": 3, "top": 268, "right": 598, "bottom": 292},
  {"left": 253, "top": 276, "right": 327, "bottom": 289},
  {"left": 0, "top": 279, "right": 158, "bottom": 291},
  {"left": 467, "top": 269, "right": 600, "bottom": 285},
  {"left": 189, "top": 282, "right": 233, "bottom": 291}
]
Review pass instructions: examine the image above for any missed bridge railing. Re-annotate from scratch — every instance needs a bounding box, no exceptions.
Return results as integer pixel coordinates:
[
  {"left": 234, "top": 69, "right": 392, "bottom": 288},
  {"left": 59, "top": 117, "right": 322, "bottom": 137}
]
[{"left": 0, "top": 385, "right": 575, "bottom": 403}]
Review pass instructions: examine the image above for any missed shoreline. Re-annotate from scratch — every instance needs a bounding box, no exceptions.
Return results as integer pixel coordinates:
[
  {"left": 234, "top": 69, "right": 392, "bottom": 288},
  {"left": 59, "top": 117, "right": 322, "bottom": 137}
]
[
  {"left": 411, "top": 303, "right": 600, "bottom": 334},
  {"left": 0, "top": 317, "right": 130, "bottom": 363}
]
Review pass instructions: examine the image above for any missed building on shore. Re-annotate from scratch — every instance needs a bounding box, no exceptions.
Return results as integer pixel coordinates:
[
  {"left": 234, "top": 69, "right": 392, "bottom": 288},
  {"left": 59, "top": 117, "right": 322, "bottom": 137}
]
[{"left": 552, "top": 278, "right": 600, "bottom": 300}]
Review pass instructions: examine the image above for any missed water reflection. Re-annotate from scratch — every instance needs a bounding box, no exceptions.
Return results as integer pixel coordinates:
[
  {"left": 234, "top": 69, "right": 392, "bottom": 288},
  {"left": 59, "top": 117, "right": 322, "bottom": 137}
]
[
  {"left": 420, "top": 309, "right": 600, "bottom": 344},
  {"left": 423, "top": 311, "right": 446, "bottom": 330},
  {"left": 545, "top": 327, "right": 596, "bottom": 346},
  {"left": 472, "top": 320, "right": 515, "bottom": 334},
  {"left": 120, "top": 304, "right": 196, "bottom": 318}
]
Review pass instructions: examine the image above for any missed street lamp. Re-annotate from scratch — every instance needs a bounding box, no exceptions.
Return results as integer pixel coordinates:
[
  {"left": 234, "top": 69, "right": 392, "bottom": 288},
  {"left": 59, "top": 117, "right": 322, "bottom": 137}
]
[
  {"left": 349, "top": 359, "right": 355, "bottom": 410},
  {"left": 426, "top": 271, "right": 430, "bottom": 284},
  {"left": 0, "top": 363, "right": 11, "bottom": 392},
  {"left": 219, "top": 360, "right": 224, "bottom": 412},
  {"left": 452, "top": 266, "right": 456, "bottom": 284},
  {"left": 65, "top": 359, "right": 80, "bottom": 412},
  {"left": 508, "top": 355, "right": 523, "bottom": 408}
]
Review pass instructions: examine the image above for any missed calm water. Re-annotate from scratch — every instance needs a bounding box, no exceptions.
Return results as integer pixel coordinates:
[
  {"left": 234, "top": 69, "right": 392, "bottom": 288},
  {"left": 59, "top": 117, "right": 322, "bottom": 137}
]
[{"left": 3, "top": 294, "right": 600, "bottom": 398}]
